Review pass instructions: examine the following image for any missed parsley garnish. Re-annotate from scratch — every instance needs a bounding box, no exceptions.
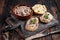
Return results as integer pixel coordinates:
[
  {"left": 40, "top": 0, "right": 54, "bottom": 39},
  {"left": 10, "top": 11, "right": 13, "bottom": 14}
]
[
  {"left": 44, "top": 14, "right": 49, "bottom": 19},
  {"left": 30, "top": 19, "right": 36, "bottom": 24}
]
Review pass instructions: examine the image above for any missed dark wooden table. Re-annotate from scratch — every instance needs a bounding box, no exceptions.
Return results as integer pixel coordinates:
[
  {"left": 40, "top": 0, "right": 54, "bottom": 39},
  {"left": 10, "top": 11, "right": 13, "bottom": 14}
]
[{"left": 0, "top": 0, "right": 60, "bottom": 40}]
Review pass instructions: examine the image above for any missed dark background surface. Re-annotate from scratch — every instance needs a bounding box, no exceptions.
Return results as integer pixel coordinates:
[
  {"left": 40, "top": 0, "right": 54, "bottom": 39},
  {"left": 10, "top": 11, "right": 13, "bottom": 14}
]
[{"left": 0, "top": 0, "right": 60, "bottom": 40}]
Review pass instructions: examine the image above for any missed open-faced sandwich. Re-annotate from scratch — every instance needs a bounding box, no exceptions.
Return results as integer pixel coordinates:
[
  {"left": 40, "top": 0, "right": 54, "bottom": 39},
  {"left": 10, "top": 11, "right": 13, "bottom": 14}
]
[
  {"left": 25, "top": 17, "right": 39, "bottom": 31},
  {"left": 40, "top": 12, "right": 53, "bottom": 23},
  {"left": 32, "top": 4, "right": 47, "bottom": 14}
]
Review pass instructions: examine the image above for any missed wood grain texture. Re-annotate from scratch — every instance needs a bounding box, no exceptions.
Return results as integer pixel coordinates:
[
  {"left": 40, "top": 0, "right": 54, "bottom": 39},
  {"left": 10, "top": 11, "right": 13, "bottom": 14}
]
[
  {"left": 45, "top": 29, "right": 52, "bottom": 40},
  {"left": 0, "top": 0, "right": 60, "bottom": 40},
  {"left": 54, "top": 0, "right": 60, "bottom": 11},
  {"left": 0, "top": 0, "right": 5, "bottom": 15}
]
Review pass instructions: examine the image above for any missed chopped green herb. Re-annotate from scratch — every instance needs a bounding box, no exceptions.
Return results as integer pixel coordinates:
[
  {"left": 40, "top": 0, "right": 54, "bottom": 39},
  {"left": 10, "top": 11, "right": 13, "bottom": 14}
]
[
  {"left": 30, "top": 19, "right": 36, "bottom": 24},
  {"left": 44, "top": 14, "right": 49, "bottom": 19}
]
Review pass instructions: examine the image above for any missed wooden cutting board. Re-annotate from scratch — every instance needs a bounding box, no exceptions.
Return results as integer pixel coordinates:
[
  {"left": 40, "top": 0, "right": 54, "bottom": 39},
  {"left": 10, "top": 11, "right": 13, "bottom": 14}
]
[{"left": 4, "top": 14, "right": 58, "bottom": 38}]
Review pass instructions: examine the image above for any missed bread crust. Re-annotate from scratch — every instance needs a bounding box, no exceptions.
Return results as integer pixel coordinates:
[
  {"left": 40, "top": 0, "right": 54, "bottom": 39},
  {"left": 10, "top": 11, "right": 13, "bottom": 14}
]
[
  {"left": 40, "top": 12, "right": 53, "bottom": 23},
  {"left": 32, "top": 4, "right": 47, "bottom": 14},
  {"left": 25, "top": 17, "right": 39, "bottom": 31}
]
